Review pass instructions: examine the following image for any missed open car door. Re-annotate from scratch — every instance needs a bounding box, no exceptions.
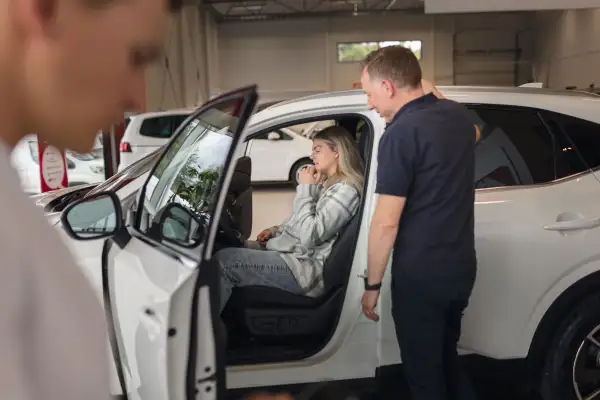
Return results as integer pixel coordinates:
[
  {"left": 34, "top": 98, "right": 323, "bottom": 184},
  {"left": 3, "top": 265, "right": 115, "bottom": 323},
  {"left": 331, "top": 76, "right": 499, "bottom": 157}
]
[{"left": 61, "top": 86, "right": 258, "bottom": 400}]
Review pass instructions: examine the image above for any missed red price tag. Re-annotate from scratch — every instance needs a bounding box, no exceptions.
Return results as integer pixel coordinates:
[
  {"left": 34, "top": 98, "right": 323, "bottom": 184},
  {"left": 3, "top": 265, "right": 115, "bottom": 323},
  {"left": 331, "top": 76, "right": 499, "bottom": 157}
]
[{"left": 37, "top": 140, "right": 68, "bottom": 193}]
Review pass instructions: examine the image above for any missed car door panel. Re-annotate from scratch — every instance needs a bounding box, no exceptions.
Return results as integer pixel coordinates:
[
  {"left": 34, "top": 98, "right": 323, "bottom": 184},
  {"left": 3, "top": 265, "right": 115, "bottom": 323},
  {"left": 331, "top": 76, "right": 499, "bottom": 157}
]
[{"left": 103, "top": 86, "right": 258, "bottom": 399}]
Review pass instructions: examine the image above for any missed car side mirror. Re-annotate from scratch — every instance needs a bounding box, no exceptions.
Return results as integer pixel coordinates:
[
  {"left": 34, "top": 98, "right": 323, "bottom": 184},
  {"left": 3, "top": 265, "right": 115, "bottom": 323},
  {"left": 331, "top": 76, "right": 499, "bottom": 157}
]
[
  {"left": 151, "top": 202, "right": 204, "bottom": 246},
  {"left": 60, "top": 191, "right": 125, "bottom": 242},
  {"left": 267, "top": 132, "right": 281, "bottom": 141}
]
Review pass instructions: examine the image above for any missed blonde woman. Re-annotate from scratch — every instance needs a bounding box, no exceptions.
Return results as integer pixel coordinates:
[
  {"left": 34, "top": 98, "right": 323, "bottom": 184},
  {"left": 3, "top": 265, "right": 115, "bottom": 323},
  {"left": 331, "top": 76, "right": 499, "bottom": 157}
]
[{"left": 215, "top": 125, "right": 365, "bottom": 313}]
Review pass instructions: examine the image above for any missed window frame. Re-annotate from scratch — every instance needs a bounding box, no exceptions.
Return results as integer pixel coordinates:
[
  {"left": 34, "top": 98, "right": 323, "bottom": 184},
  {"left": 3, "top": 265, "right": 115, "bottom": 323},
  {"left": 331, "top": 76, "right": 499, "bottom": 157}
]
[{"left": 132, "top": 92, "right": 257, "bottom": 258}]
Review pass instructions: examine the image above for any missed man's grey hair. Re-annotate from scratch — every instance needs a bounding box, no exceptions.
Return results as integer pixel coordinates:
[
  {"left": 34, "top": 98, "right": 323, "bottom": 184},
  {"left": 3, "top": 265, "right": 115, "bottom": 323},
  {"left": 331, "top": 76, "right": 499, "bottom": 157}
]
[{"left": 362, "top": 45, "right": 422, "bottom": 90}]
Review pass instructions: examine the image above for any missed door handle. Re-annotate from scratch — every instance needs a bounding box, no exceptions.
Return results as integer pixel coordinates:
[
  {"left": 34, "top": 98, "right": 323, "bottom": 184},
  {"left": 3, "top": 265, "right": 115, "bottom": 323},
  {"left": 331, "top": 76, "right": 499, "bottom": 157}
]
[{"left": 544, "top": 217, "right": 600, "bottom": 231}]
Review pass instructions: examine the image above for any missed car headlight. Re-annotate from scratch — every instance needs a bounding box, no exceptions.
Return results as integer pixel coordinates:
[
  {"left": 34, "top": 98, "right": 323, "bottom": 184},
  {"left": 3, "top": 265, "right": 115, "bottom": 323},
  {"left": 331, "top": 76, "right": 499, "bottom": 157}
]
[{"left": 90, "top": 165, "right": 104, "bottom": 174}]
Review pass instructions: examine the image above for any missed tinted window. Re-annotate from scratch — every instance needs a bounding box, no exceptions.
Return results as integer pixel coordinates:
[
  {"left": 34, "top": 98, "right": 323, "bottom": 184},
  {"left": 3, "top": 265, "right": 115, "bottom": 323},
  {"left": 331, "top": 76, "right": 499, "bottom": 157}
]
[
  {"left": 545, "top": 112, "right": 600, "bottom": 172},
  {"left": 138, "top": 99, "right": 244, "bottom": 251},
  {"left": 467, "top": 107, "right": 568, "bottom": 188},
  {"left": 139, "top": 114, "right": 190, "bottom": 139}
]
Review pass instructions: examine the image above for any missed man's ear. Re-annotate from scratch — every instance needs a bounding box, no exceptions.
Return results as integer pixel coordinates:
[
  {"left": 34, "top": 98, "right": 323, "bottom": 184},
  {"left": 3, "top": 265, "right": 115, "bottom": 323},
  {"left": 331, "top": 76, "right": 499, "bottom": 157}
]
[{"left": 382, "top": 80, "right": 395, "bottom": 98}]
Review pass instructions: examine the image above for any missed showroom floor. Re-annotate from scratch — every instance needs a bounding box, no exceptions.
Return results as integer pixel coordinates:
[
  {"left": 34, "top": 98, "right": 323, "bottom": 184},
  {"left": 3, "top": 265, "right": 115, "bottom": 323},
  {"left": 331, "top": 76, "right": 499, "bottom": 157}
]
[{"left": 251, "top": 188, "right": 538, "bottom": 399}]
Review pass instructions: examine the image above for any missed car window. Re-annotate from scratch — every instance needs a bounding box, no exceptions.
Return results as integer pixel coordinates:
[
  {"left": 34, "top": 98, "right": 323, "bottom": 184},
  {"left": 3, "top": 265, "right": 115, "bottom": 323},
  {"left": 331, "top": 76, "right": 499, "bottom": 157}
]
[
  {"left": 137, "top": 98, "right": 244, "bottom": 251},
  {"left": 254, "top": 129, "right": 293, "bottom": 140},
  {"left": 544, "top": 112, "right": 600, "bottom": 173},
  {"left": 139, "top": 114, "right": 191, "bottom": 139},
  {"left": 27, "top": 141, "right": 39, "bottom": 164},
  {"left": 86, "top": 150, "right": 162, "bottom": 196},
  {"left": 467, "top": 106, "right": 570, "bottom": 189}
]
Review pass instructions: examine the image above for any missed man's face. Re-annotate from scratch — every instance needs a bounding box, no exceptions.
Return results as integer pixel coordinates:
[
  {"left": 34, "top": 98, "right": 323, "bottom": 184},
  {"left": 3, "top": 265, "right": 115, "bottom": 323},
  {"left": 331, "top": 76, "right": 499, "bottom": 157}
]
[
  {"left": 360, "top": 67, "right": 395, "bottom": 123},
  {"left": 15, "top": 0, "right": 169, "bottom": 152}
]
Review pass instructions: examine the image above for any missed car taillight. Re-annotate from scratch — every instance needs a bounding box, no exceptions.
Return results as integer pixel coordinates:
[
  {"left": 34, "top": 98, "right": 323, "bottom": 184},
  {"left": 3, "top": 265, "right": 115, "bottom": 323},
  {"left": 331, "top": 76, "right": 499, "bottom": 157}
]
[{"left": 120, "top": 142, "right": 132, "bottom": 152}]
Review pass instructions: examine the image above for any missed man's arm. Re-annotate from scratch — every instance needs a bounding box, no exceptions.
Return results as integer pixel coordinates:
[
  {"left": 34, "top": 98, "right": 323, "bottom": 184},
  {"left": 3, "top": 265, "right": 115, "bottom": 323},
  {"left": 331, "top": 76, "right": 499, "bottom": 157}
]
[
  {"left": 367, "top": 129, "right": 416, "bottom": 284},
  {"left": 367, "top": 195, "right": 405, "bottom": 285}
]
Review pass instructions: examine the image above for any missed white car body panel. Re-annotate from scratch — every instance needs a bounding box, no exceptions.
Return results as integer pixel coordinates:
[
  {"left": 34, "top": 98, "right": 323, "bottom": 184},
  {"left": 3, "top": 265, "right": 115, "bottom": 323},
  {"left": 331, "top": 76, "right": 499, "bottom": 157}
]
[
  {"left": 119, "top": 108, "right": 194, "bottom": 171},
  {"left": 245, "top": 127, "right": 313, "bottom": 182},
  {"left": 52, "top": 86, "right": 600, "bottom": 394}
]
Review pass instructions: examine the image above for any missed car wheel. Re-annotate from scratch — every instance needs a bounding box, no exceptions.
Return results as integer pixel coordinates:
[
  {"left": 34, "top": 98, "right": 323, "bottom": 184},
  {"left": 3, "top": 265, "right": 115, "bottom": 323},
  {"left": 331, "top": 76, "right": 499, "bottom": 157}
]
[
  {"left": 540, "top": 293, "right": 600, "bottom": 400},
  {"left": 290, "top": 159, "right": 313, "bottom": 186}
]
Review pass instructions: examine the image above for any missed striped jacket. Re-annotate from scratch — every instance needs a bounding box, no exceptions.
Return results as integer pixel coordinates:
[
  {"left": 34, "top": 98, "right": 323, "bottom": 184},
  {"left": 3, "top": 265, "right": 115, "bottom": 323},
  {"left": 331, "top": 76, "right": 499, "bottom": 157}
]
[{"left": 266, "top": 181, "right": 361, "bottom": 297}]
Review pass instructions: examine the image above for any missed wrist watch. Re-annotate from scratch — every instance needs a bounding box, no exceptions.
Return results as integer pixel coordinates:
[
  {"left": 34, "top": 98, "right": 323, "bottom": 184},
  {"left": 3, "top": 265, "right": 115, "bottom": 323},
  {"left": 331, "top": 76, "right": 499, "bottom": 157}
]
[{"left": 364, "top": 277, "right": 382, "bottom": 291}]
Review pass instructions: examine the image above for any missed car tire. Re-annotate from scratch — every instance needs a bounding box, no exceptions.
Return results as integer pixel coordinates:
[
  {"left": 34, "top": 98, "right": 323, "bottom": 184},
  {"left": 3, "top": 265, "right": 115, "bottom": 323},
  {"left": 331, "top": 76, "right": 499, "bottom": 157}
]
[
  {"left": 540, "top": 293, "right": 600, "bottom": 400},
  {"left": 290, "top": 158, "right": 313, "bottom": 186}
]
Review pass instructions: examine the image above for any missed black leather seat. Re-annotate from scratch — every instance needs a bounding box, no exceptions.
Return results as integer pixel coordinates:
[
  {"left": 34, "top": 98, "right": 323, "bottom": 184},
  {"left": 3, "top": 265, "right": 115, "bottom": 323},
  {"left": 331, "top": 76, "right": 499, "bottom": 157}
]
[{"left": 224, "top": 214, "right": 361, "bottom": 338}]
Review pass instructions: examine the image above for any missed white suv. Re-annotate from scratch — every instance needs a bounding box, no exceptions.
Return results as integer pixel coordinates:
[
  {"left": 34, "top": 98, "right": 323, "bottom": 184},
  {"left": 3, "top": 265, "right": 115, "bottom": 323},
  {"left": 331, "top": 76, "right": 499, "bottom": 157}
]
[{"left": 57, "top": 86, "right": 600, "bottom": 400}]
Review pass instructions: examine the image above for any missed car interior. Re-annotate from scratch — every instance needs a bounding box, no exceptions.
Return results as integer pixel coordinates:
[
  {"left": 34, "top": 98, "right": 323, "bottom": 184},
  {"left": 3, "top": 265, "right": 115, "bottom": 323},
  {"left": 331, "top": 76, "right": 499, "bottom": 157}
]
[{"left": 220, "top": 115, "right": 373, "bottom": 366}]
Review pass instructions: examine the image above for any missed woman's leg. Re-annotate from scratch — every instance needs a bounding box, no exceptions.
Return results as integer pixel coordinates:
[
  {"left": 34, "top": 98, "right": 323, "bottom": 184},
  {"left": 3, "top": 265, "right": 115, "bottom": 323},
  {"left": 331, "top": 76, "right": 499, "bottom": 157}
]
[{"left": 213, "top": 248, "right": 302, "bottom": 313}]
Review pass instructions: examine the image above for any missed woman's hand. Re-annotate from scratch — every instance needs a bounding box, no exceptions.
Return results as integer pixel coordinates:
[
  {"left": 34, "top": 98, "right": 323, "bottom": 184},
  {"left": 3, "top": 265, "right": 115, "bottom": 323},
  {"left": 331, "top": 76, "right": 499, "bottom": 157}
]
[
  {"left": 256, "top": 228, "right": 273, "bottom": 243},
  {"left": 298, "top": 165, "right": 320, "bottom": 185}
]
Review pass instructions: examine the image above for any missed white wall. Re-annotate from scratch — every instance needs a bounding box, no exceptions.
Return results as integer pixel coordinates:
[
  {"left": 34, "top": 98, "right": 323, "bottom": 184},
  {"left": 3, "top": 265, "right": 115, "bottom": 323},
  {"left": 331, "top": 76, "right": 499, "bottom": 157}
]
[
  {"left": 215, "top": 12, "right": 534, "bottom": 100},
  {"left": 534, "top": 8, "right": 600, "bottom": 90},
  {"left": 144, "top": 5, "right": 212, "bottom": 112}
]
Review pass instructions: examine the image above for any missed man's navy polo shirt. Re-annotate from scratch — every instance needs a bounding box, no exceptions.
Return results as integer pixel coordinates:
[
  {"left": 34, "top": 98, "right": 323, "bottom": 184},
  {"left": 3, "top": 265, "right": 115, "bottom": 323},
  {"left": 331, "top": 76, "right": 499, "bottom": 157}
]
[{"left": 376, "top": 93, "right": 477, "bottom": 277}]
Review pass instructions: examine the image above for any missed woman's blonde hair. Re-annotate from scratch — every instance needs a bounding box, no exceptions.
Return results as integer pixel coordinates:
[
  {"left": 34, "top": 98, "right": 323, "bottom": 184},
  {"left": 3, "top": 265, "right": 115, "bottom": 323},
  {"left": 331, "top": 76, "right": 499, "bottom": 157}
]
[{"left": 313, "top": 125, "right": 365, "bottom": 194}]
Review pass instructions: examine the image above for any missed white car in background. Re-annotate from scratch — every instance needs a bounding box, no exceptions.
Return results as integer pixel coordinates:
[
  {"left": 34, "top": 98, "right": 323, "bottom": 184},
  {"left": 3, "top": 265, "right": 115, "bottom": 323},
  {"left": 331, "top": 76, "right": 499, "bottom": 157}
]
[
  {"left": 53, "top": 85, "right": 600, "bottom": 400},
  {"left": 118, "top": 101, "right": 318, "bottom": 184},
  {"left": 12, "top": 135, "right": 105, "bottom": 194}
]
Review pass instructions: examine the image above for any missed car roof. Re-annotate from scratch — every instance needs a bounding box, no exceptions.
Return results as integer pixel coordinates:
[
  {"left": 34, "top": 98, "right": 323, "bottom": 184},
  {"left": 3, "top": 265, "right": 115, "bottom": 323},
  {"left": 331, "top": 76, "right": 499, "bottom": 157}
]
[{"left": 252, "top": 86, "right": 600, "bottom": 126}]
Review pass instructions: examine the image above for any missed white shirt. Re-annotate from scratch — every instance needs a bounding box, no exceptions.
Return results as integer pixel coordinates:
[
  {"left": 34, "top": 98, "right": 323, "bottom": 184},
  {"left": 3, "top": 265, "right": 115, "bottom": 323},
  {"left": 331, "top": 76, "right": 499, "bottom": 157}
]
[{"left": 0, "top": 141, "right": 109, "bottom": 399}]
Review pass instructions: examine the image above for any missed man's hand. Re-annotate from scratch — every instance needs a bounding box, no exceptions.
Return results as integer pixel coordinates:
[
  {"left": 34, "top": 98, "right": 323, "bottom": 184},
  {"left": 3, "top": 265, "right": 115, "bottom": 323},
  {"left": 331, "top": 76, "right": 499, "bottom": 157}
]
[
  {"left": 256, "top": 228, "right": 273, "bottom": 243},
  {"left": 421, "top": 79, "right": 444, "bottom": 99},
  {"left": 362, "top": 290, "right": 380, "bottom": 321},
  {"left": 298, "top": 165, "right": 320, "bottom": 185}
]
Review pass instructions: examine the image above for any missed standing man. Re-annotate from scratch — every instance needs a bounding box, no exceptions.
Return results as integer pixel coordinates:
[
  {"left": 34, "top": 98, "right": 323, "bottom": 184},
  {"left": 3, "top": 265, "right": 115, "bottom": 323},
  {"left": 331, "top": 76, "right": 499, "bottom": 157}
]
[
  {"left": 360, "top": 45, "right": 478, "bottom": 400},
  {"left": 0, "top": 0, "right": 178, "bottom": 398}
]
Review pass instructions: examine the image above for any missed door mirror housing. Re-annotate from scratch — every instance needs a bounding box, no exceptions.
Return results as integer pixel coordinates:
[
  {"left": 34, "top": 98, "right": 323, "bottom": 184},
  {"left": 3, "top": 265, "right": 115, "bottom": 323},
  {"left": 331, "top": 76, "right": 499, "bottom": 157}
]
[
  {"left": 61, "top": 191, "right": 124, "bottom": 241},
  {"left": 267, "top": 131, "right": 281, "bottom": 141}
]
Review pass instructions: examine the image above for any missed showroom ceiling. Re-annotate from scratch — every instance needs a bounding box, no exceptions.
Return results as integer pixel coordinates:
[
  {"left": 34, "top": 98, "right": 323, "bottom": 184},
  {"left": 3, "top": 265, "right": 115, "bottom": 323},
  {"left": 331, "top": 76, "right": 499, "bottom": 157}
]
[{"left": 206, "top": 0, "right": 424, "bottom": 22}]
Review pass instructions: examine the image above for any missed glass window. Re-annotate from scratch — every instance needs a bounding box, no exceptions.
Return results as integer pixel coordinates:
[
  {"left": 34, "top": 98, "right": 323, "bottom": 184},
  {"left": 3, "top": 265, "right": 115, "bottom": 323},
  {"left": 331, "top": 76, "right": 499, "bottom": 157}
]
[
  {"left": 86, "top": 148, "right": 162, "bottom": 196},
  {"left": 337, "top": 40, "right": 422, "bottom": 63},
  {"left": 138, "top": 98, "right": 245, "bottom": 250},
  {"left": 139, "top": 114, "right": 191, "bottom": 139},
  {"left": 27, "top": 141, "right": 39, "bottom": 164},
  {"left": 255, "top": 129, "right": 293, "bottom": 140},
  {"left": 468, "top": 107, "right": 567, "bottom": 188},
  {"left": 545, "top": 112, "right": 600, "bottom": 172}
]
